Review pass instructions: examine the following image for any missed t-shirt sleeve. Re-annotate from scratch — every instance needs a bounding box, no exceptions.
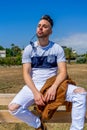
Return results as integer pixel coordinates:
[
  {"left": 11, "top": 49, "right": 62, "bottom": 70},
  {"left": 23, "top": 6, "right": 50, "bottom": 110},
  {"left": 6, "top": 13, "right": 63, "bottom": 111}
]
[
  {"left": 57, "top": 45, "right": 66, "bottom": 63},
  {"left": 22, "top": 45, "right": 32, "bottom": 64}
]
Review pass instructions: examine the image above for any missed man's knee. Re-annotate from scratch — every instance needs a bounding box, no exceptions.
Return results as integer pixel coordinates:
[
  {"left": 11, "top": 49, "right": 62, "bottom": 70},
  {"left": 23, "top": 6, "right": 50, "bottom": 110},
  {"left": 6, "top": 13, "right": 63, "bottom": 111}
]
[
  {"left": 8, "top": 103, "right": 20, "bottom": 112},
  {"left": 73, "top": 87, "right": 86, "bottom": 106},
  {"left": 73, "top": 87, "right": 86, "bottom": 94}
]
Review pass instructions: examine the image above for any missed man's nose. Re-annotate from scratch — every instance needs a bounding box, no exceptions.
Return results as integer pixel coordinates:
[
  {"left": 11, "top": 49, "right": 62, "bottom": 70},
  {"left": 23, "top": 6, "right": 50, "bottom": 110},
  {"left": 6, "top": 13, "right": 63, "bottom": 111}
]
[{"left": 39, "top": 26, "right": 43, "bottom": 30}]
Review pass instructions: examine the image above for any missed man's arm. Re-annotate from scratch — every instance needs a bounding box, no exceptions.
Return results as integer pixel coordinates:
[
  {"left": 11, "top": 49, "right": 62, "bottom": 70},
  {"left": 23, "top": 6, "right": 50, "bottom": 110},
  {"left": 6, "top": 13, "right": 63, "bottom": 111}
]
[
  {"left": 23, "top": 63, "right": 45, "bottom": 106},
  {"left": 44, "top": 61, "right": 67, "bottom": 102},
  {"left": 52, "top": 61, "right": 67, "bottom": 88}
]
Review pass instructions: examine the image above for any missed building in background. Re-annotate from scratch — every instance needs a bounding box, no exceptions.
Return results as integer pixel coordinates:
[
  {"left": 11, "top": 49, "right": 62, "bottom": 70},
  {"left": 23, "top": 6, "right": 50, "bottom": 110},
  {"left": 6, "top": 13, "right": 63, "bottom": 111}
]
[{"left": 0, "top": 50, "right": 6, "bottom": 58}]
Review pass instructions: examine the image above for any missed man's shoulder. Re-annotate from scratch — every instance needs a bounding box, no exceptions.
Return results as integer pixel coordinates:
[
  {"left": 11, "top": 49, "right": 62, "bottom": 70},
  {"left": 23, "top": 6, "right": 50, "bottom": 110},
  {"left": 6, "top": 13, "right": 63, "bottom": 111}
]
[{"left": 50, "top": 41, "right": 64, "bottom": 50}]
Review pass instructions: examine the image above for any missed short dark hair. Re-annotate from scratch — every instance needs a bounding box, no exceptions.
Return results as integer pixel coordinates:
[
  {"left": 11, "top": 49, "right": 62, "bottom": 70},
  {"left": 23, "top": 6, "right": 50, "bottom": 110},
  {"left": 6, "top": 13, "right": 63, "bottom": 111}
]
[{"left": 40, "top": 15, "right": 54, "bottom": 27}]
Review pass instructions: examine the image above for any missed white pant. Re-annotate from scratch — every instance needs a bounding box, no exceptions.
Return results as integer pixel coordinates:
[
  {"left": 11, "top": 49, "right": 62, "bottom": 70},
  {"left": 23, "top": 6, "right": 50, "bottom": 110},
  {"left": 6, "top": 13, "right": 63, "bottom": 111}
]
[{"left": 9, "top": 84, "right": 86, "bottom": 130}]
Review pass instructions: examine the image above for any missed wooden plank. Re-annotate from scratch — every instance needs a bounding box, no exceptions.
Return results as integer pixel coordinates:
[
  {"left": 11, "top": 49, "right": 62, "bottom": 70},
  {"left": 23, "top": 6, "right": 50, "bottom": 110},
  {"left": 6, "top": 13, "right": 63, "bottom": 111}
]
[
  {"left": 46, "top": 111, "right": 71, "bottom": 123},
  {"left": 0, "top": 93, "right": 67, "bottom": 111},
  {"left": 0, "top": 110, "right": 23, "bottom": 123},
  {"left": 0, "top": 110, "right": 71, "bottom": 123},
  {"left": 0, "top": 110, "right": 87, "bottom": 123},
  {"left": 0, "top": 94, "right": 16, "bottom": 105}
]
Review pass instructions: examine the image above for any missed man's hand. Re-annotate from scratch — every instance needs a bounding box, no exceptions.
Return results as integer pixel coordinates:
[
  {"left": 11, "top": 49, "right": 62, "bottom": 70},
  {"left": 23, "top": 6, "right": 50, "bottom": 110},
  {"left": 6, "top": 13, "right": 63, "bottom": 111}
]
[
  {"left": 34, "top": 91, "right": 45, "bottom": 106},
  {"left": 44, "top": 85, "right": 57, "bottom": 102}
]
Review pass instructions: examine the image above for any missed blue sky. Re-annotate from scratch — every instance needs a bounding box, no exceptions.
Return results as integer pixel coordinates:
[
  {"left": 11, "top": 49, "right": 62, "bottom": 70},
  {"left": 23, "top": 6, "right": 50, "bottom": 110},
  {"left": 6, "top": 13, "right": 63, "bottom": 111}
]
[{"left": 0, "top": 0, "right": 87, "bottom": 54}]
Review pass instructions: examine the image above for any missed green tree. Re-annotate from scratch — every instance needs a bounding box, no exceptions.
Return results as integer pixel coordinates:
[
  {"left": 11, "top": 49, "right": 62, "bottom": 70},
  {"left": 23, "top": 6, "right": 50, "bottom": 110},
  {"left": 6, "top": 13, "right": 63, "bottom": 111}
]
[
  {"left": 12, "top": 46, "right": 21, "bottom": 57},
  {"left": 6, "top": 48, "right": 13, "bottom": 57},
  {"left": 64, "top": 48, "right": 72, "bottom": 64},
  {"left": 10, "top": 44, "right": 21, "bottom": 57},
  {"left": 85, "top": 52, "right": 87, "bottom": 63},
  {"left": 0, "top": 45, "right": 4, "bottom": 50}
]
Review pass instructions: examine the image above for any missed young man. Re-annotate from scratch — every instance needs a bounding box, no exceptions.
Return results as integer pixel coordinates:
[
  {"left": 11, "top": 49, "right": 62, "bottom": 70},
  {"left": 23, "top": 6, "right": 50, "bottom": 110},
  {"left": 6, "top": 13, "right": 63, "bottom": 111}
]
[{"left": 8, "top": 15, "right": 86, "bottom": 130}]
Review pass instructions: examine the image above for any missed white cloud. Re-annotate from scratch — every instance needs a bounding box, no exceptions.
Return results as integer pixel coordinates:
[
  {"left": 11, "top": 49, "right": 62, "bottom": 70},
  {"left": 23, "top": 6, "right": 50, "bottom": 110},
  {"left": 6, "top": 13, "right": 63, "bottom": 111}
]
[{"left": 57, "top": 33, "right": 87, "bottom": 54}]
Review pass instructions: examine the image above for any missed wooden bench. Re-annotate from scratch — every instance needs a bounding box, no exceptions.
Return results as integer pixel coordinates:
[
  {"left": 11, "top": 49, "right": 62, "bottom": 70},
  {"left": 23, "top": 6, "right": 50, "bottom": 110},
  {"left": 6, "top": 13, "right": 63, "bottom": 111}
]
[{"left": 0, "top": 93, "right": 87, "bottom": 123}]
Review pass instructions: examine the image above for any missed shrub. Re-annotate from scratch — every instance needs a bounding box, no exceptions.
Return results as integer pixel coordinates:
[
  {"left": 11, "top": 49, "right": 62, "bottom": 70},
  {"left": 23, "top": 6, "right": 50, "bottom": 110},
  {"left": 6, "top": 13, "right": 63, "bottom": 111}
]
[
  {"left": 76, "top": 57, "right": 86, "bottom": 64},
  {"left": 0, "top": 56, "right": 22, "bottom": 66}
]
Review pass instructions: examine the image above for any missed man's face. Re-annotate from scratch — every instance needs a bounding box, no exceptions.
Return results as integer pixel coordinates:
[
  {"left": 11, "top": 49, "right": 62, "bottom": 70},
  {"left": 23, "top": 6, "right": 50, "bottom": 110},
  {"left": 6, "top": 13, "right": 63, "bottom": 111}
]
[{"left": 36, "top": 19, "right": 52, "bottom": 38}]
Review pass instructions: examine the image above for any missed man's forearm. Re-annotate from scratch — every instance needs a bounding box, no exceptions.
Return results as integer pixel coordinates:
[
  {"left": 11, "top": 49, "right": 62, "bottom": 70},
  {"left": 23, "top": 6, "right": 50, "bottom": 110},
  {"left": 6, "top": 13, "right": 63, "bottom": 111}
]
[
  {"left": 24, "top": 73, "right": 39, "bottom": 95},
  {"left": 52, "top": 72, "right": 67, "bottom": 89}
]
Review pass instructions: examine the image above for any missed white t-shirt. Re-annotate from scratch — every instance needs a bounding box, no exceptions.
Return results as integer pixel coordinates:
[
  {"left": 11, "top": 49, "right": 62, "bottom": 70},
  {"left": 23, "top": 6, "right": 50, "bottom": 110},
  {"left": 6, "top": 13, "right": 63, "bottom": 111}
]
[{"left": 22, "top": 41, "right": 66, "bottom": 85}]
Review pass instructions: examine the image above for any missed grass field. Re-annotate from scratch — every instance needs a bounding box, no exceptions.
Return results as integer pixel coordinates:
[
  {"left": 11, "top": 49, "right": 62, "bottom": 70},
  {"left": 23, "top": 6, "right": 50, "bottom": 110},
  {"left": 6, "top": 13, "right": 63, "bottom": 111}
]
[
  {"left": 0, "top": 64, "right": 87, "bottom": 130},
  {"left": 0, "top": 64, "right": 87, "bottom": 93}
]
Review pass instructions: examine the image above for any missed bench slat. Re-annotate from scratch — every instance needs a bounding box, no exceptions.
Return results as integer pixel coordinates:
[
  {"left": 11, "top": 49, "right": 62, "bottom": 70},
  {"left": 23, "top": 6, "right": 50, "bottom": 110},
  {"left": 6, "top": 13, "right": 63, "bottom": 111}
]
[
  {"left": 0, "top": 110, "right": 22, "bottom": 123},
  {"left": 0, "top": 110, "right": 71, "bottom": 123},
  {"left": 0, "top": 110, "right": 87, "bottom": 123},
  {"left": 0, "top": 94, "right": 16, "bottom": 105}
]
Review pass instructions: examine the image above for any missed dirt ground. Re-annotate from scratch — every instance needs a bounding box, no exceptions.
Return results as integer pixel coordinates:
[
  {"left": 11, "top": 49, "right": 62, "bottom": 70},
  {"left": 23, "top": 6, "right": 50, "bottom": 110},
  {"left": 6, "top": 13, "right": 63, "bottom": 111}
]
[
  {"left": 67, "top": 64, "right": 87, "bottom": 89},
  {"left": 0, "top": 64, "right": 87, "bottom": 93},
  {"left": 0, "top": 66, "right": 24, "bottom": 93}
]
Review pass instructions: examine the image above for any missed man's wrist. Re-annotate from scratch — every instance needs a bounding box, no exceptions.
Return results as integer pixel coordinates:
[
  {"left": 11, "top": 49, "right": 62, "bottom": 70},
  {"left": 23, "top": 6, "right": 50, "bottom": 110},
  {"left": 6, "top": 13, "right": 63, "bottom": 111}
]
[{"left": 52, "top": 84, "right": 58, "bottom": 89}]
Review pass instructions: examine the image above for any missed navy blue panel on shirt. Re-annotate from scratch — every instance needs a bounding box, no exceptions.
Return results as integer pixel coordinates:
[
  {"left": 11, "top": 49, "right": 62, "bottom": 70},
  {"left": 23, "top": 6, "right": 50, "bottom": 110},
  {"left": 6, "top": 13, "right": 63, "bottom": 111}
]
[{"left": 31, "top": 55, "right": 57, "bottom": 68}]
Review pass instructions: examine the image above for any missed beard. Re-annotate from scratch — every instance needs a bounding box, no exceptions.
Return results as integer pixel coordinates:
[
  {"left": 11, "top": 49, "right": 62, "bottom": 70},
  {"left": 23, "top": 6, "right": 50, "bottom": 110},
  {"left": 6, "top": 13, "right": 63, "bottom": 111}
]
[{"left": 36, "top": 32, "right": 49, "bottom": 38}]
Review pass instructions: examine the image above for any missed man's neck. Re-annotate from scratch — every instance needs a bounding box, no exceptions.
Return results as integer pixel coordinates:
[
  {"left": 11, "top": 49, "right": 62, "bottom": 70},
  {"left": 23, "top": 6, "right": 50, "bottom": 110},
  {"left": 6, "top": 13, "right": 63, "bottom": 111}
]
[{"left": 38, "top": 37, "right": 49, "bottom": 47}]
